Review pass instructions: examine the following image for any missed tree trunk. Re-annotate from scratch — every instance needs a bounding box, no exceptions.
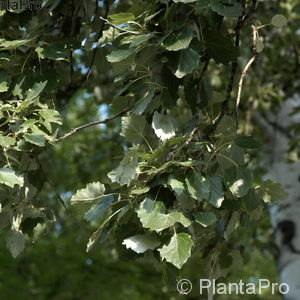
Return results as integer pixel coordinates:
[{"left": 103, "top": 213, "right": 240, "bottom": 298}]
[{"left": 257, "top": 97, "right": 300, "bottom": 299}]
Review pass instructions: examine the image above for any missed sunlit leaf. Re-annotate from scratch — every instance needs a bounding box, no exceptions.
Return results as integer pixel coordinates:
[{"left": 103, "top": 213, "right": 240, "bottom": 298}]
[{"left": 159, "top": 233, "right": 194, "bottom": 269}]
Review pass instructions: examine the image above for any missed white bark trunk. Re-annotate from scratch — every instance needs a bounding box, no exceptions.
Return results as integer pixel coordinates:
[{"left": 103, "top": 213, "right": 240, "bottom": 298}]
[{"left": 261, "top": 97, "right": 300, "bottom": 299}]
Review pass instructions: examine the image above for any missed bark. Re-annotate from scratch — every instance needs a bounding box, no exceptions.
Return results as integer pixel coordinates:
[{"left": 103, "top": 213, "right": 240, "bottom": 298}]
[{"left": 257, "top": 96, "right": 300, "bottom": 299}]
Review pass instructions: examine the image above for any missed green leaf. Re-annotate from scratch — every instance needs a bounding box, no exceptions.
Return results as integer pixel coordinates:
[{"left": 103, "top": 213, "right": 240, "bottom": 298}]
[
  {"left": 0, "top": 38, "right": 32, "bottom": 50},
  {"left": 71, "top": 182, "right": 106, "bottom": 212},
  {"left": 36, "top": 43, "right": 67, "bottom": 60},
  {"left": 39, "top": 109, "right": 62, "bottom": 124},
  {"left": 271, "top": 15, "right": 287, "bottom": 27},
  {"left": 122, "top": 234, "right": 160, "bottom": 253},
  {"left": 121, "top": 115, "right": 146, "bottom": 144},
  {"left": 243, "top": 189, "right": 260, "bottom": 211},
  {"left": 162, "top": 28, "right": 193, "bottom": 51},
  {"left": 159, "top": 233, "right": 194, "bottom": 269},
  {"left": 219, "top": 253, "right": 233, "bottom": 269},
  {"left": 84, "top": 195, "right": 114, "bottom": 222},
  {"left": 132, "top": 89, "right": 155, "bottom": 115},
  {"left": 204, "top": 30, "right": 239, "bottom": 64},
  {"left": 185, "top": 173, "right": 210, "bottom": 201},
  {"left": 106, "top": 48, "right": 136, "bottom": 63},
  {"left": 23, "top": 134, "right": 46, "bottom": 147},
  {"left": 194, "top": 212, "right": 217, "bottom": 227},
  {"left": 98, "top": 27, "right": 120, "bottom": 45},
  {"left": 115, "top": 149, "right": 139, "bottom": 186},
  {"left": 6, "top": 230, "right": 25, "bottom": 258},
  {"left": 167, "top": 175, "right": 185, "bottom": 197},
  {"left": 211, "top": 0, "right": 242, "bottom": 18},
  {"left": 109, "top": 12, "right": 135, "bottom": 25},
  {"left": 0, "top": 70, "right": 9, "bottom": 92},
  {"left": 0, "top": 81, "right": 8, "bottom": 92},
  {"left": 256, "top": 180, "right": 288, "bottom": 202},
  {"left": 224, "top": 167, "right": 252, "bottom": 197},
  {"left": 0, "top": 135, "right": 16, "bottom": 147},
  {"left": 207, "top": 175, "right": 225, "bottom": 208},
  {"left": 174, "top": 48, "right": 200, "bottom": 78},
  {"left": 152, "top": 112, "right": 176, "bottom": 141},
  {"left": 224, "top": 211, "right": 240, "bottom": 240},
  {"left": 234, "top": 136, "right": 261, "bottom": 149},
  {"left": 131, "top": 187, "right": 150, "bottom": 195},
  {"left": 121, "top": 33, "right": 154, "bottom": 48},
  {"left": 25, "top": 81, "right": 48, "bottom": 101},
  {"left": 136, "top": 198, "right": 191, "bottom": 232},
  {"left": 0, "top": 168, "right": 24, "bottom": 188}
]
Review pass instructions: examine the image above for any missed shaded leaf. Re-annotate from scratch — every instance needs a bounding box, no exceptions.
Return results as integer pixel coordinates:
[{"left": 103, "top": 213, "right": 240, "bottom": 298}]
[
  {"left": 234, "top": 136, "right": 261, "bottom": 149},
  {"left": 256, "top": 180, "right": 288, "bottom": 202},
  {"left": 115, "top": 149, "right": 139, "bottom": 186},
  {"left": 84, "top": 195, "right": 114, "bottom": 222},
  {"left": 224, "top": 167, "right": 252, "bottom": 197},
  {"left": 23, "top": 134, "right": 46, "bottom": 147},
  {"left": 204, "top": 30, "right": 239, "bottom": 64},
  {"left": 224, "top": 211, "right": 240, "bottom": 240},
  {"left": 121, "top": 115, "right": 146, "bottom": 144},
  {"left": 211, "top": 0, "right": 242, "bottom": 18},
  {"left": 162, "top": 28, "right": 193, "bottom": 51},
  {"left": 185, "top": 173, "right": 210, "bottom": 201},
  {"left": 106, "top": 48, "right": 136, "bottom": 63},
  {"left": 121, "top": 33, "right": 154, "bottom": 48},
  {"left": 133, "top": 89, "right": 155, "bottom": 115},
  {"left": 271, "top": 14, "right": 287, "bottom": 27},
  {"left": 243, "top": 189, "right": 260, "bottom": 212},
  {"left": 174, "top": 48, "right": 200, "bottom": 78},
  {"left": 6, "top": 230, "right": 25, "bottom": 258},
  {"left": 207, "top": 175, "right": 225, "bottom": 208},
  {"left": 194, "top": 212, "right": 217, "bottom": 227}
]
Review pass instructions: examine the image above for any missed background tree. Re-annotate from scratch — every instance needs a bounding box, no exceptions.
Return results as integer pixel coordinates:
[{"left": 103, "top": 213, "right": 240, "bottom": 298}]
[{"left": 0, "top": 0, "right": 299, "bottom": 299}]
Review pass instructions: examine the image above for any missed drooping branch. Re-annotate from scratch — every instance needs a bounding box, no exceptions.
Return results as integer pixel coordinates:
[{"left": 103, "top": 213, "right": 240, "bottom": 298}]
[{"left": 55, "top": 106, "right": 132, "bottom": 142}]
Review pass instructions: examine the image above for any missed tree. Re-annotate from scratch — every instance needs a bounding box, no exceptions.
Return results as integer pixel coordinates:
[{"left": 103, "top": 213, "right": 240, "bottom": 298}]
[{"left": 0, "top": 0, "right": 299, "bottom": 299}]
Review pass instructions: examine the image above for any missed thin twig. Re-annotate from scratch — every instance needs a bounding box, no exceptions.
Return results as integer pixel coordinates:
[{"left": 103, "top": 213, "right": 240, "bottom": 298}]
[
  {"left": 233, "top": 0, "right": 258, "bottom": 33},
  {"left": 236, "top": 25, "right": 259, "bottom": 108},
  {"left": 85, "top": 1, "right": 110, "bottom": 81},
  {"left": 236, "top": 55, "right": 258, "bottom": 108},
  {"left": 55, "top": 107, "right": 132, "bottom": 142},
  {"left": 204, "top": 1, "right": 259, "bottom": 138},
  {"left": 99, "top": 16, "right": 141, "bottom": 35}
]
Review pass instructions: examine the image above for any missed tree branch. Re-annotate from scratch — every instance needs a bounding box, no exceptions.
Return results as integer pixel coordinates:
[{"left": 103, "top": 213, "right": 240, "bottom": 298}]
[
  {"left": 85, "top": 0, "right": 110, "bottom": 81},
  {"left": 236, "top": 25, "right": 259, "bottom": 108},
  {"left": 236, "top": 55, "right": 258, "bottom": 108},
  {"left": 99, "top": 16, "right": 141, "bottom": 35},
  {"left": 204, "top": 0, "right": 259, "bottom": 138},
  {"left": 55, "top": 107, "right": 132, "bottom": 142}
]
